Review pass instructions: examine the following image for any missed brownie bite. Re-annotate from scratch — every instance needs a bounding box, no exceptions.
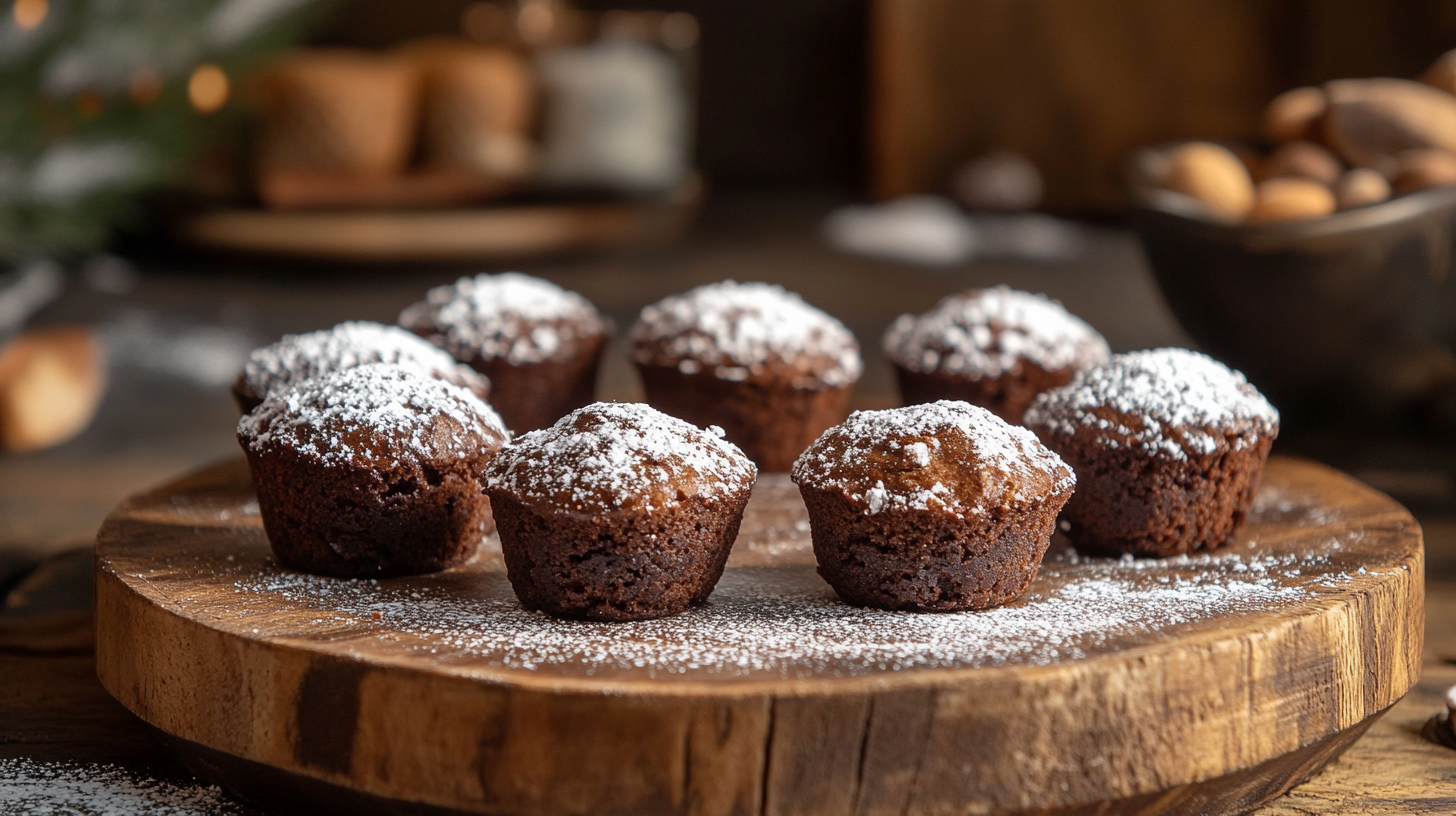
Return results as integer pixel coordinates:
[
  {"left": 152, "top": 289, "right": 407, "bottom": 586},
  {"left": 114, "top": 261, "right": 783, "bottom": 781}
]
[
  {"left": 792, "top": 401, "right": 1075, "bottom": 612},
  {"left": 1023, "top": 348, "right": 1280, "bottom": 558},
  {"left": 399, "top": 272, "right": 609, "bottom": 433},
  {"left": 630, "top": 280, "right": 862, "bottom": 472},
  {"left": 883, "top": 287, "right": 1110, "bottom": 424},
  {"left": 485, "top": 402, "right": 757, "bottom": 621},
  {"left": 232, "top": 320, "right": 491, "bottom": 413},
  {"left": 238, "top": 364, "right": 508, "bottom": 578}
]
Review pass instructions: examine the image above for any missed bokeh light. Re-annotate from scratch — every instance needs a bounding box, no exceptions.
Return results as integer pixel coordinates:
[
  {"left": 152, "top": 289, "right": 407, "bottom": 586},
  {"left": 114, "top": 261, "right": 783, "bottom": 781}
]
[{"left": 187, "top": 64, "right": 229, "bottom": 114}]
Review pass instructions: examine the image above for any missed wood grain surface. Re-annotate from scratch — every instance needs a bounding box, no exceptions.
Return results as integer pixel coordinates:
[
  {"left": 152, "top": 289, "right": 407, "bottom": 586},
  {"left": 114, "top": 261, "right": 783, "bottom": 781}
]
[{"left": 93, "top": 456, "right": 1423, "bottom": 816}]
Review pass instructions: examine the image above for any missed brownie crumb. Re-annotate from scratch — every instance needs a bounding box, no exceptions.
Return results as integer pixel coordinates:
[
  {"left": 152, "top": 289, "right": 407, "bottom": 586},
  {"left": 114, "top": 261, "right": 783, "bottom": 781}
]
[
  {"left": 400, "top": 272, "right": 609, "bottom": 433},
  {"left": 793, "top": 400, "right": 1074, "bottom": 611},
  {"left": 485, "top": 401, "right": 757, "bottom": 621},
  {"left": 630, "top": 280, "right": 862, "bottom": 471},
  {"left": 883, "top": 287, "right": 1109, "bottom": 423},
  {"left": 1024, "top": 348, "right": 1279, "bottom": 557},
  {"left": 239, "top": 363, "right": 508, "bottom": 577}
]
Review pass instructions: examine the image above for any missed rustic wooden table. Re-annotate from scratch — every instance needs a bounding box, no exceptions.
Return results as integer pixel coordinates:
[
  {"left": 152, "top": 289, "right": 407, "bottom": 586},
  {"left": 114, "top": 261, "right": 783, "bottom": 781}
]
[{"left": 4, "top": 193, "right": 1456, "bottom": 813}]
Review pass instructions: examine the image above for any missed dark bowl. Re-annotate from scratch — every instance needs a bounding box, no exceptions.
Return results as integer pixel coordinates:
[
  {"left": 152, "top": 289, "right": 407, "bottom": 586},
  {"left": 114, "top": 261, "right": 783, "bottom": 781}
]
[{"left": 1132, "top": 183, "right": 1456, "bottom": 427}]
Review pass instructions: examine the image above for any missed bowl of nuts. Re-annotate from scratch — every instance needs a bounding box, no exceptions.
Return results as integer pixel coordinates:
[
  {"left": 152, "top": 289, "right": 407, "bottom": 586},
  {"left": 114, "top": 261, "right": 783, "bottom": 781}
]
[{"left": 1129, "top": 54, "right": 1456, "bottom": 427}]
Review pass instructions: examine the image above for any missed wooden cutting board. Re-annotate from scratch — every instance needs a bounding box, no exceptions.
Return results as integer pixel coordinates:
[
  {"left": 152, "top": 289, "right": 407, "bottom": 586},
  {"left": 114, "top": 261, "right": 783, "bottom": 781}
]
[{"left": 94, "top": 456, "right": 1423, "bottom": 816}]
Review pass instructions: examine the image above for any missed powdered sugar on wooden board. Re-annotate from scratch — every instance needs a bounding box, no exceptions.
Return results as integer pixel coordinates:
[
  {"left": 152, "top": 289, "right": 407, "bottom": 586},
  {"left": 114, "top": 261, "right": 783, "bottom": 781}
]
[
  {"left": 0, "top": 759, "right": 246, "bottom": 815},
  {"left": 882, "top": 286, "right": 1110, "bottom": 377},
  {"left": 1024, "top": 348, "right": 1280, "bottom": 460},
  {"left": 629, "top": 280, "right": 863, "bottom": 388},
  {"left": 224, "top": 544, "right": 1350, "bottom": 679},
  {"left": 792, "top": 401, "right": 1073, "bottom": 516},
  {"left": 113, "top": 462, "right": 1379, "bottom": 682},
  {"left": 239, "top": 364, "right": 506, "bottom": 466},
  {"left": 486, "top": 402, "right": 756, "bottom": 513},
  {"left": 237, "top": 320, "right": 487, "bottom": 402},
  {"left": 399, "top": 272, "right": 607, "bottom": 365}
]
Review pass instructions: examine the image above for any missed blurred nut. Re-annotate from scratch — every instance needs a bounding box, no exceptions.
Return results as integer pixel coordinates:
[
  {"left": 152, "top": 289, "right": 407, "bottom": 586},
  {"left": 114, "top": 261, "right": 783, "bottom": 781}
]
[
  {"left": 1264, "top": 87, "right": 1326, "bottom": 142},
  {"left": 1155, "top": 142, "right": 1255, "bottom": 222},
  {"left": 1263, "top": 141, "right": 1343, "bottom": 186},
  {"left": 1247, "top": 177, "right": 1335, "bottom": 223},
  {"left": 1391, "top": 149, "right": 1456, "bottom": 195},
  {"left": 1322, "top": 78, "right": 1456, "bottom": 170},
  {"left": 1421, "top": 48, "right": 1456, "bottom": 97},
  {"left": 1334, "top": 168, "right": 1391, "bottom": 210},
  {"left": 0, "top": 326, "right": 106, "bottom": 453}
]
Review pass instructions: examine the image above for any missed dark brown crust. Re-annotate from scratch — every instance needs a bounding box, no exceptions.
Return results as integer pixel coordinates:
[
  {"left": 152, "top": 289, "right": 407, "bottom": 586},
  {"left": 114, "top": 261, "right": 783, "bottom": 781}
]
[
  {"left": 636, "top": 363, "right": 851, "bottom": 472},
  {"left": 799, "top": 482, "right": 1072, "bottom": 612},
  {"left": 451, "top": 333, "right": 605, "bottom": 434},
  {"left": 242, "top": 445, "right": 494, "bottom": 578},
  {"left": 487, "top": 488, "right": 752, "bottom": 621},
  {"left": 1037, "top": 428, "right": 1276, "bottom": 558},
  {"left": 894, "top": 362, "right": 1076, "bottom": 425}
]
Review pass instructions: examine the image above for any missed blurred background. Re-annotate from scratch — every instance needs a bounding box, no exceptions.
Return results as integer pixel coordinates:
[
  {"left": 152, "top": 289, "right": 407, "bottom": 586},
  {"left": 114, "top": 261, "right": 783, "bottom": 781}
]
[
  {"left": 8, "top": 1, "right": 1456, "bottom": 808},
  {"left": 6, "top": 0, "right": 1456, "bottom": 637}
]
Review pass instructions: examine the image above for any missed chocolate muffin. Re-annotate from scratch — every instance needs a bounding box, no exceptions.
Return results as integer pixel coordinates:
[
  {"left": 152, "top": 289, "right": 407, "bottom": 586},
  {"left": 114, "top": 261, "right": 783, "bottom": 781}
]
[
  {"left": 792, "top": 401, "right": 1075, "bottom": 612},
  {"left": 399, "top": 272, "right": 609, "bottom": 433},
  {"left": 883, "top": 287, "right": 1110, "bottom": 424},
  {"left": 630, "top": 280, "right": 862, "bottom": 472},
  {"left": 232, "top": 320, "right": 491, "bottom": 413},
  {"left": 1023, "top": 348, "right": 1280, "bottom": 558},
  {"left": 485, "top": 401, "right": 757, "bottom": 621},
  {"left": 238, "top": 364, "right": 508, "bottom": 577}
]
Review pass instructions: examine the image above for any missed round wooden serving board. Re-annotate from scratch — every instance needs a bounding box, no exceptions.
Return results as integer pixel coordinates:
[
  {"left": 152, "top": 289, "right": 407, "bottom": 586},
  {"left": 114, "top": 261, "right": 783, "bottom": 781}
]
[{"left": 94, "top": 456, "right": 1423, "bottom": 816}]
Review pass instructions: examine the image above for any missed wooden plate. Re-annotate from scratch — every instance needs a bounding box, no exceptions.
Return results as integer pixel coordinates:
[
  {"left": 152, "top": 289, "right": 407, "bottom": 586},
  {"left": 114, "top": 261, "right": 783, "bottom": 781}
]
[
  {"left": 94, "top": 456, "right": 1423, "bottom": 816},
  {"left": 176, "top": 176, "right": 702, "bottom": 263}
]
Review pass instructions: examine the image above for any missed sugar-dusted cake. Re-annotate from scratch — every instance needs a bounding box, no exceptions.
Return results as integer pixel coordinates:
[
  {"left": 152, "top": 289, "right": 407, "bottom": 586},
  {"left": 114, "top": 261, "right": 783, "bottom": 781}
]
[
  {"left": 883, "top": 287, "right": 1110, "bottom": 424},
  {"left": 1023, "top": 348, "right": 1280, "bottom": 557},
  {"left": 484, "top": 402, "right": 757, "bottom": 621},
  {"left": 238, "top": 364, "right": 508, "bottom": 577},
  {"left": 792, "top": 400, "right": 1075, "bottom": 612},
  {"left": 399, "top": 272, "right": 609, "bottom": 434},
  {"left": 232, "top": 320, "right": 491, "bottom": 413},
  {"left": 629, "top": 280, "right": 862, "bottom": 472}
]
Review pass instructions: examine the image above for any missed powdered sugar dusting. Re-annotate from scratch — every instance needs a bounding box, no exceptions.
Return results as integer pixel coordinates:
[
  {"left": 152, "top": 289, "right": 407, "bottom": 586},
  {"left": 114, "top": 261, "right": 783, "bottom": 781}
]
[
  {"left": 118, "top": 463, "right": 1385, "bottom": 681},
  {"left": 237, "top": 320, "right": 489, "bottom": 403},
  {"left": 399, "top": 272, "right": 607, "bottom": 366},
  {"left": 630, "top": 281, "right": 863, "bottom": 388},
  {"left": 792, "top": 401, "right": 1074, "bottom": 516},
  {"left": 0, "top": 759, "right": 246, "bottom": 815},
  {"left": 1024, "top": 348, "right": 1280, "bottom": 460},
  {"left": 486, "top": 402, "right": 757, "bottom": 514},
  {"left": 224, "top": 546, "right": 1338, "bottom": 678},
  {"left": 239, "top": 364, "right": 506, "bottom": 466},
  {"left": 883, "top": 287, "right": 1110, "bottom": 378}
]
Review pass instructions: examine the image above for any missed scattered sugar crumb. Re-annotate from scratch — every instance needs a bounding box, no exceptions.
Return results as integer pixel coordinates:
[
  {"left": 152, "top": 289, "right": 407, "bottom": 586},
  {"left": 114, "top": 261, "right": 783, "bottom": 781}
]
[
  {"left": 399, "top": 272, "right": 607, "bottom": 366},
  {"left": 0, "top": 759, "right": 246, "bottom": 815},
  {"left": 792, "top": 401, "right": 1072, "bottom": 516},
  {"left": 486, "top": 402, "right": 756, "bottom": 514},
  {"left": 228, "top": 543, "right": 1342, "bottom": 680},
  {"left": 630, "top": 280, "right": 862, "bottom": 388},
  {"left": 1024, "top": 348, "right": 1279, "bottom": 460},
  {"left": 239, "top": 364, "right": 506, "bottom": 466},
  {"left": 238, "top": 321, "right": 489, "bottom": 403},
  {"left": 883, "top": 286, "right": 1109, "bottom": 378}
]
